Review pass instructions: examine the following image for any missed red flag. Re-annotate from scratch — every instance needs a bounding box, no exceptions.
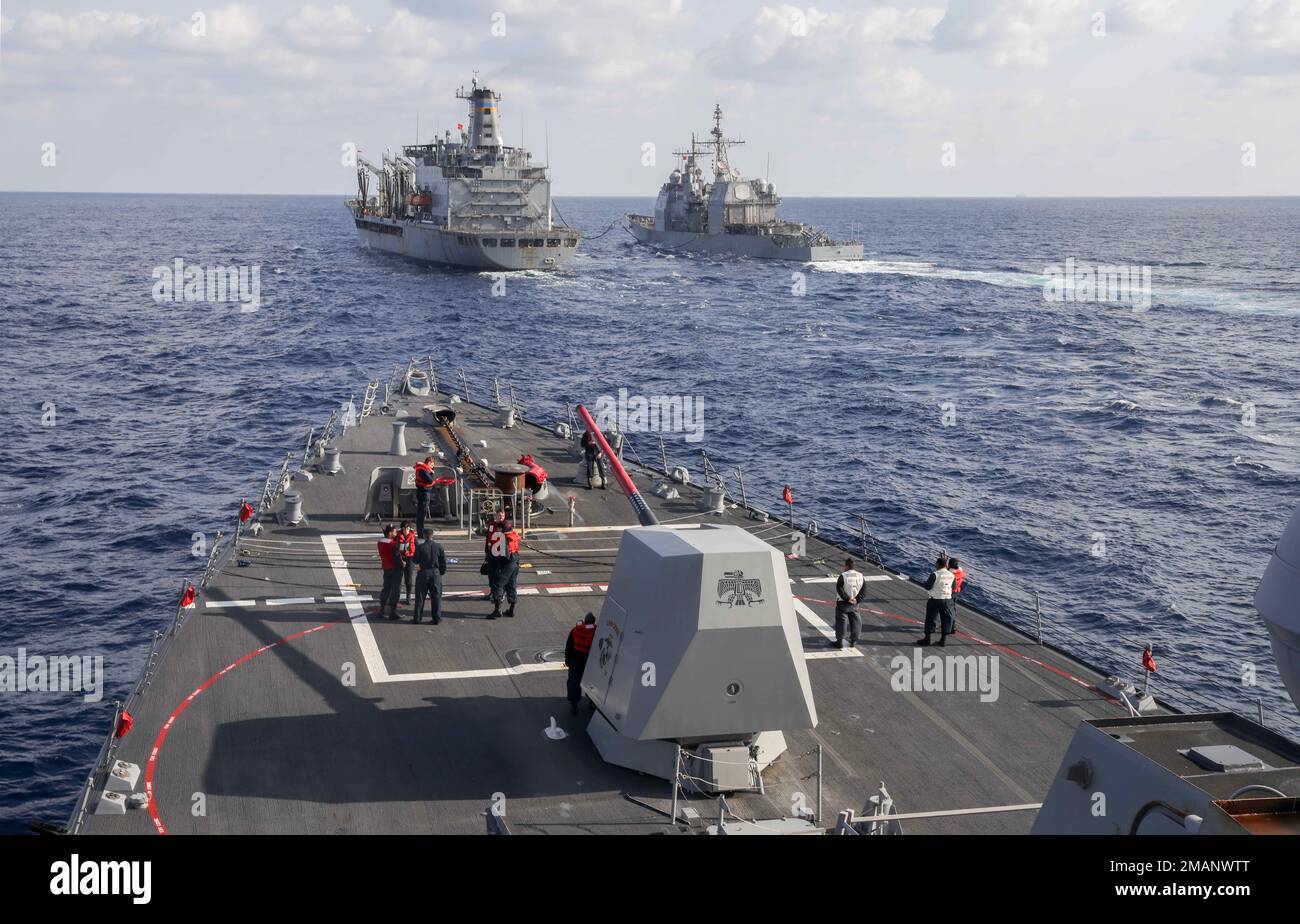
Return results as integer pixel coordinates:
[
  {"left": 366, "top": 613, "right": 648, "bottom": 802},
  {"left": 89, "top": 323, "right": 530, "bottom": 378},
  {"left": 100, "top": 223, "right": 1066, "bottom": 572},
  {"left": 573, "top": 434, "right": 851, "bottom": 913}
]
[
  {"left": 239, "top": 501, "right": 254, "bottom": 522},
  {"left": 115, "top": 709, "right": 134, "bottom": 739},
  {"left": 782, "top": 485, "right": 793, "bottom": 505},
  {"left": 1142, "top": 646, "right": 1157, "bottom": 674},
  {"left": 180, "top": 583, "right": 196, "bottom": 608},
  {"left": 457, "top": 123, "right": 464, "bottom": 131}
]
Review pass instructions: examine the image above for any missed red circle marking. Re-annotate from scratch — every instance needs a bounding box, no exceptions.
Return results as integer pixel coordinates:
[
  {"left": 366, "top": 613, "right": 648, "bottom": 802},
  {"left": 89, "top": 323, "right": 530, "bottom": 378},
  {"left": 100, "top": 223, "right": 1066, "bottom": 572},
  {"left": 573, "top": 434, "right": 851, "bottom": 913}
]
[{"left": 144, "top": 620, "right": 344, "bottom": 834}]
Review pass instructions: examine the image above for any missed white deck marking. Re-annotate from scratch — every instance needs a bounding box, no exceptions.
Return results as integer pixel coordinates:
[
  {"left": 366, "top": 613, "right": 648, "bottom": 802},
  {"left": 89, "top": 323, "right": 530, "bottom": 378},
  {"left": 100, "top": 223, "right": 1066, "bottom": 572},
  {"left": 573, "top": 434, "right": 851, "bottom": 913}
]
[
  {"left": 323, "top": 595, "right": 373, "bottom": 603},
  {"left": 265, "top": 597, "right": 317, "bottom": 606},
  {"left": 205, "top": 600, "right": 256, "bottom": 609},
  {"left": 549, "top": 585, "right": 592, "bottom": 594},
  {"left": 792, "top": 598, "right": 863, "bottom": 659},
  {"left": 802, "top": 577, "right": 836, "bottom": 584},
  {"left": 806, "top": 648, "right": 862, "bottom": 660},
  {"left": 387, "top": 662, "right": 567, "bottom": 682},
  {"left": 321, "top": 535, "right": 392, "bottom": 683}
]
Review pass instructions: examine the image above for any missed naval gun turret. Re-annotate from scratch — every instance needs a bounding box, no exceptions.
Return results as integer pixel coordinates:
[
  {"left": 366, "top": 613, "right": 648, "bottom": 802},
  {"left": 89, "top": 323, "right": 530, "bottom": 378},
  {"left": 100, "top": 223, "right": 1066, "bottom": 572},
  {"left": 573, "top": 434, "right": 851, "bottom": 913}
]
[{"left": 575, "top": 406, "right": 817, "bottom": 793}]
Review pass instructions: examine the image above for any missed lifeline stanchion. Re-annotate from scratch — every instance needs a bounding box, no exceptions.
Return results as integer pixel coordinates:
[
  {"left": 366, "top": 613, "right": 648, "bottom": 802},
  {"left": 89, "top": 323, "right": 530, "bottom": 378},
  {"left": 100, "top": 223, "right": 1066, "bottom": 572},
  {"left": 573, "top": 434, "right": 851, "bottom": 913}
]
[
  {"left": 816, "top": 744, "right": 823, "bottom": 824},
  {"left": 670, "top": 744, "right": 681, "bottom": 826},
  {"left": 733, "top": 466, "right": 748, "bottom": 508}
]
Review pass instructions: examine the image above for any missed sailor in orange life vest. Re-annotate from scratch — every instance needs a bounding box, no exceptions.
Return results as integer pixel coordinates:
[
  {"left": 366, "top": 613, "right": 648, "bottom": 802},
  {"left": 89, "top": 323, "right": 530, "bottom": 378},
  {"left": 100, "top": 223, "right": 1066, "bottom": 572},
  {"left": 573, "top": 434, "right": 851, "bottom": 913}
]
[
  {"left": 483, "top": 509, "right": 506, "bottom": 555},
  {"left": 485, "top": 518, "right": 521, "bottom": 619},
  {"left": 948, "top": 558, "right": 966, "bottom": 634},
  {"left": 916, "top": 554, "right": 956, "bottom": 647},
  {"left": 396, "top": 520, "right": 417, "bottom": 606},
  {"left": 413, "top": 456, "right": 437, "bottom": 535},
  {"left": 565, "top": 612, "right": 597, "bottom": 714},
  {"left": 832, "top": 557, "right": 865, "bottom": 649},
  {"left": 376, "top": 524, "right": 403, "bottom": 620}
]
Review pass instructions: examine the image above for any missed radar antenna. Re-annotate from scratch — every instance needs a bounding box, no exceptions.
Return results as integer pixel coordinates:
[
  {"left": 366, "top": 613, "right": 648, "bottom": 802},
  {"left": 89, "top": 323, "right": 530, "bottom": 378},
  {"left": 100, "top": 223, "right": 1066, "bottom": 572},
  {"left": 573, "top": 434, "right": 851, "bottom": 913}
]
[{"left": 708, "top": 103, "right": 743, "bottom": 180}]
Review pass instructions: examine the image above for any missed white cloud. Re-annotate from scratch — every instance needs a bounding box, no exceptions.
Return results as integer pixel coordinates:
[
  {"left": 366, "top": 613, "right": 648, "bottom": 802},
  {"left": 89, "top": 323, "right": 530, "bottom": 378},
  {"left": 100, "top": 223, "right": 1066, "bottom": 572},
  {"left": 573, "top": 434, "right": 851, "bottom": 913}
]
[
  {"left": 1, "top": 0, "right": 1298, "bottom": 196},
  {"left": 282, "top": 4, "right": 368, "bottom": 52},
  {"left": 14, "top": 10, "right": 154, "bottom": 53},
  {"left": 698, "top": 4, "right": 949, "bottom": 117},
  {"left": 1104, "top": 0, "right": 1190, "bottom": 34},
  {"left": 932, "top": 0, "right": 1082, "bottom": 68},
  {"left": 1195, "top": 0, "right": 1300, "bottom": 77},
  {"left": 377, "top": 9, "right": 442, "bottom": 58},
  {"left": 704, "top": 5, "right": 943, "bottom": 77}
]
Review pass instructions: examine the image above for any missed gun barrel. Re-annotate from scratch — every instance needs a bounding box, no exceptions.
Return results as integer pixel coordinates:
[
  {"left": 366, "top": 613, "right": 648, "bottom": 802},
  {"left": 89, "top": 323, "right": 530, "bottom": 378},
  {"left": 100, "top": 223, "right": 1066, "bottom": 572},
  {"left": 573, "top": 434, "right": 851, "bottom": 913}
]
[{"left": 576, "top": 405, "right": 658, "bottom": 527}]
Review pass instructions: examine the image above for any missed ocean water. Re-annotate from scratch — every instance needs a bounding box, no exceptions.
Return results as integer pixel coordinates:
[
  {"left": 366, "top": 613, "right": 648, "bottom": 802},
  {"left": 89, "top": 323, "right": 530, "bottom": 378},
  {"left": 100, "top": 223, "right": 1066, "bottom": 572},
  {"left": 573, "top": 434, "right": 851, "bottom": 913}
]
[{"left": 1, "top": 193, "right": 1298, "bottom": 832}]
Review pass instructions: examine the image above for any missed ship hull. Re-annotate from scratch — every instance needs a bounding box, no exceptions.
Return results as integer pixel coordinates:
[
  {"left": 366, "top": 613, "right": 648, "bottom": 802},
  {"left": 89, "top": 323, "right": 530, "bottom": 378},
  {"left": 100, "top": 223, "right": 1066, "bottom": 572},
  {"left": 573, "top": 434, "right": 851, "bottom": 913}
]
[
  {"left": 355, "top": 216, "right": 579, "bottom": 271},
  {"left": 627, "top": 220, "right": 862, "bottom": 262}
]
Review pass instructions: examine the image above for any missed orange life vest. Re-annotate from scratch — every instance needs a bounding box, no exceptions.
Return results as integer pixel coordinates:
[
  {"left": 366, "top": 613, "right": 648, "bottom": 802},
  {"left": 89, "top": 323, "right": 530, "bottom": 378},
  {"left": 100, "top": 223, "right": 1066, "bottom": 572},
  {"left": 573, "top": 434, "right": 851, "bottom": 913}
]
[
  {"left": 952, "top": 568, "right": 966, "bottom": 594},
  {"left": 571, "top": 622, "right": 595, "bottom": 655},
  {"left": 414, "top": 462, "right": 436, "bottom": 488},
  {"left": 518, "top": 454, "right": 547, "bottom": 488},
  {"left": 490, "top": 528, "right": 520, "bottom": 558}
]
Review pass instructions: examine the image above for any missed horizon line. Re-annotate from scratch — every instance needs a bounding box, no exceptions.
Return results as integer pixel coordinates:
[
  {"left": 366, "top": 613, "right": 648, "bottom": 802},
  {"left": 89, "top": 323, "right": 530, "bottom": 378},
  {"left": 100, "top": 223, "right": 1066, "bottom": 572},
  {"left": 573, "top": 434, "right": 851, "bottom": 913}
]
[{"left": 2, "top": 190, "right": 1299, "bottom": 200}]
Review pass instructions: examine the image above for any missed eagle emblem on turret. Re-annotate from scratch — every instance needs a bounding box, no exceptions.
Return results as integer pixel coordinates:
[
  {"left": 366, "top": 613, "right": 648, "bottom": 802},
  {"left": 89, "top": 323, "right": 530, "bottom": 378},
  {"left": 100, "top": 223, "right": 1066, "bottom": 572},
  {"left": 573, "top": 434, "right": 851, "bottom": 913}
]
[{"left": 716, "top": 570, "right": 763, "bottom": 607}]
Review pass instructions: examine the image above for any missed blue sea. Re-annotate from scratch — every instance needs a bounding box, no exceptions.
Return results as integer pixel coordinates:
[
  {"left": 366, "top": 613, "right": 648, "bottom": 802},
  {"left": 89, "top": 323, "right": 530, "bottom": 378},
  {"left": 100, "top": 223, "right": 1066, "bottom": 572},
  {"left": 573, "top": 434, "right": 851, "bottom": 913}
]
[{"left": 2, "top": 193, "right": 1298, "bottom": 832}]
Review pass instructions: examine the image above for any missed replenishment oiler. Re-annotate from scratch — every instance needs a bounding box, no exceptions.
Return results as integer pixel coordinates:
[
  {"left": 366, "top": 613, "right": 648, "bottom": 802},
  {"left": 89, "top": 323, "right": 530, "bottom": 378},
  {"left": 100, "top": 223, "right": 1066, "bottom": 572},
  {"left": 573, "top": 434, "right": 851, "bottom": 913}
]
[
  {"left": 628, "top": 105, "right": 863, "bottom": 262},
  {"left": 57, "top": 358, "right": 1300, "bottom": 836},
  {"left": 348, "top": 78, "right": 579, "bottom": 271}
]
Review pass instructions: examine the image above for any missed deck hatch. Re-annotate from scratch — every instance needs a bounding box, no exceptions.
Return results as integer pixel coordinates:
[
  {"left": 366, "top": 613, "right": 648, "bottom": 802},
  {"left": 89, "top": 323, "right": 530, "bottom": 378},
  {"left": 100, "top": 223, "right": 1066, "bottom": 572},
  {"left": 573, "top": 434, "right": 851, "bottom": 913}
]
[{"left": 1182, "top": 744, "right": 1269, "bottom": 773}]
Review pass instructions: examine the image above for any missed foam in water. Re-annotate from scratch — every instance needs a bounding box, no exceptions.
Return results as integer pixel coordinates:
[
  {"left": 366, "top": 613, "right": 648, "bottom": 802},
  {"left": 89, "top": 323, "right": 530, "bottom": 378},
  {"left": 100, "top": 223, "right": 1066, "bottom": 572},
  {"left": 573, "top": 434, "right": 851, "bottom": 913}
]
[{"left": 808, "top": 259, "right": 1043, "bottom": 289}]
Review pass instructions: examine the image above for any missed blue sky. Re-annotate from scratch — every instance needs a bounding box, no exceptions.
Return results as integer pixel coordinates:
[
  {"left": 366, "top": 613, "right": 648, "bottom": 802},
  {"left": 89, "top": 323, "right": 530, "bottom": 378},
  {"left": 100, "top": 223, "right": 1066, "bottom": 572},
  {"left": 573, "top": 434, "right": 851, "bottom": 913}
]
[{"left": 2, "top": 0, "right": 1298, "bottom": 195}]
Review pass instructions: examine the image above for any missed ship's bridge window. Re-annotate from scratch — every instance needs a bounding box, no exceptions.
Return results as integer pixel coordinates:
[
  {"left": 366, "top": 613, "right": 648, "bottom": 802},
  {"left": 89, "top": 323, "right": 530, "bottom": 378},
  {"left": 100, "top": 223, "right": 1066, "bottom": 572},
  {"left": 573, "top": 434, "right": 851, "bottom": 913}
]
[
  {"left": 546, "top": 238, "right": 560, "bottom": 247},
  {"left": 500, "top": 238, "right": 515, "bottom": 247},
  {"left": 483, "top": 238, "right": 498, "bottom": 247},
  {"left": 533, "top": 238, "right": 545, "bottom": 247},
  {"left": 564, "top": 238, "right": 578, "bottom": 247}
]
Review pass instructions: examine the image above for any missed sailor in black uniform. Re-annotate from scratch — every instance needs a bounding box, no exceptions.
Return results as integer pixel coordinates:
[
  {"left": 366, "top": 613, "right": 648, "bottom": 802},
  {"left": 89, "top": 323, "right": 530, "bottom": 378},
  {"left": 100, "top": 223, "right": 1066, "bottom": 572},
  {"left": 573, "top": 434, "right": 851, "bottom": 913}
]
[
  {"left": 412, "top": 528, "right": 447, "bottom": 625},
  {"left": 581, "top": 429, "right": 608, "bottom": 489}
]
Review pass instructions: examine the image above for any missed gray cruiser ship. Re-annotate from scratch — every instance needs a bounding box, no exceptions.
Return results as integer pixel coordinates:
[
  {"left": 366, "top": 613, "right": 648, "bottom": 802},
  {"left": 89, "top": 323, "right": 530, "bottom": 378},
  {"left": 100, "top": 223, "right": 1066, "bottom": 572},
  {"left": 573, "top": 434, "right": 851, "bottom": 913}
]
[
  {"left": 348, "top": 79, "right": 579, "bottom": 271},
  {"left": 59, "top": 359, "right": 1300, "bottom": 836},
  {"left": 628, "top": 105, "right": 863, "bottom": 262}
]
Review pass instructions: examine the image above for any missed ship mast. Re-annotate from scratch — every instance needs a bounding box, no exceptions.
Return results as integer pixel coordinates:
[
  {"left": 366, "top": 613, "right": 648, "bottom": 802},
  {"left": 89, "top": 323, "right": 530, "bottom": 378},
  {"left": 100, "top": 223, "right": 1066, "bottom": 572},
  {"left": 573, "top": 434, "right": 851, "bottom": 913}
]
[{"left": 708, "top": 103, "right": 743, "bottom": 180}]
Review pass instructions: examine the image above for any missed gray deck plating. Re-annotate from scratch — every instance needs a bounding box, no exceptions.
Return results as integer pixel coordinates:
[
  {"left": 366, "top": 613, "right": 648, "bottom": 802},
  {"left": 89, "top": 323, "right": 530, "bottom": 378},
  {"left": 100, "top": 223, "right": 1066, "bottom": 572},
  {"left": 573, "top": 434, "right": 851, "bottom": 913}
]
[{"left": 80, "top": 394, "right": 1149, "bottom": 835}]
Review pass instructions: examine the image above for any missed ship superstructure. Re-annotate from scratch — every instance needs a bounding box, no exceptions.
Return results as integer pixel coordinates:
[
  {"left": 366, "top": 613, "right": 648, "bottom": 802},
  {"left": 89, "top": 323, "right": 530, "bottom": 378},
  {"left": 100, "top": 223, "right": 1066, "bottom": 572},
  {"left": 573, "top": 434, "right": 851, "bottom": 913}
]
[
  {"left": 349, "top": 78, "right": 579, "bottom": 271},
  {"left": 628, "top": 105, "right": 862, "bottom": 262}
]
